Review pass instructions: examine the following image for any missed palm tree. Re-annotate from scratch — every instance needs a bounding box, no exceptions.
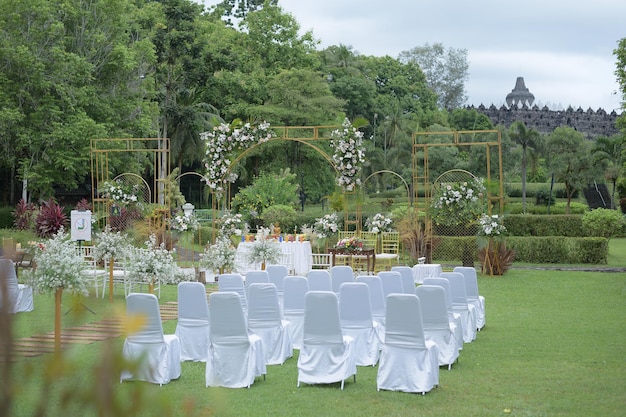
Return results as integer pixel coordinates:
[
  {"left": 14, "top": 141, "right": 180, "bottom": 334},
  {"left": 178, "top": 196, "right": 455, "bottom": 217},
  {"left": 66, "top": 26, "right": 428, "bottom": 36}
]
[
  {"left": 592, "top": 134, "right": 626, "bottom": 209},
  {"left": 510, "top": 121, "right": 540, "bottom": 213}
]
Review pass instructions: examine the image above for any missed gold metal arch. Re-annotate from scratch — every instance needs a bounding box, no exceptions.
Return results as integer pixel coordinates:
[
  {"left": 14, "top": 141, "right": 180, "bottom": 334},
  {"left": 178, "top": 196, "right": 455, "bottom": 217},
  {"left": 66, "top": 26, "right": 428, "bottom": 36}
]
[{"left": 363, "top": 170, "right": 412, "bottom": 206}]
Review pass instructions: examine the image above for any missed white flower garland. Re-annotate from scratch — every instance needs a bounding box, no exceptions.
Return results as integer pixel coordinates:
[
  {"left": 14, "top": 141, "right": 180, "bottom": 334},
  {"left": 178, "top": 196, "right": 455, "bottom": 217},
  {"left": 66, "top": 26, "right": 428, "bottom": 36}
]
[
  {"left": 200, "top": 121, "right": 276, "bottom": 197},
  {"left": 330, "top": 118, "right": 366, "bottom": 191}
]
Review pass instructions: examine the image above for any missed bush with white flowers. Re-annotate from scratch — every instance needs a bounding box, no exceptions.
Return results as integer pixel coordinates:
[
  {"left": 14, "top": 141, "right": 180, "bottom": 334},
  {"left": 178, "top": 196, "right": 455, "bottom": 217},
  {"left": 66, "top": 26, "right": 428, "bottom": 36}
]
[
  {"left": 93, "top": 225, "right": 130, "bottom": 262},
  {"left": 127, "top": 234, "right": 176, "bottom": 287},
  {"left": 330, "top": 118, "right": 366, "bottom": 191},
  {"left": 200, "top": 236, "right": 237, "bottom": 273}
]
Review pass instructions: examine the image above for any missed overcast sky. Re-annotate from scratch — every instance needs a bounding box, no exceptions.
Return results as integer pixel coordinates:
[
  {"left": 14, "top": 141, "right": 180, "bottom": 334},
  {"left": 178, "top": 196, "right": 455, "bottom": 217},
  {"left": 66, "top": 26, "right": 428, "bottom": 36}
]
[{"left": 201, "top": 0, "right": 624, "bottom": 112}]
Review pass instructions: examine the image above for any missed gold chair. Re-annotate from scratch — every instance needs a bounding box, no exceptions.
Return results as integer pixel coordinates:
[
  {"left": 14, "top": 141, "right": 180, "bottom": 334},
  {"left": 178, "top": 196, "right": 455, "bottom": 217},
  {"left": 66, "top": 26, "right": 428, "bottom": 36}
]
[
  {"left": 351, "top": 231, "right": 378, "bottom": 274},
  {"left": 376, "top": 231, "right": 400, "bottom": 272}
]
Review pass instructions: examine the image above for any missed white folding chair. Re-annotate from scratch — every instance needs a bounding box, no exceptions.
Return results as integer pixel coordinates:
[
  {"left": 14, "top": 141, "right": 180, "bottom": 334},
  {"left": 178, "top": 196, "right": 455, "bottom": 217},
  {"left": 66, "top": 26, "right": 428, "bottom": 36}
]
[
  {"left": 416, "top": 285, "right": 460, "bottom": 370},
  {"left": 0, "top": 258, "right": 33, "bottom": 313},
  {"left": 338, "top": 282, "right": 382, "bottom": 366},
  {"left": 247, "top": 283, "right": 293, "bottom": 365},
  {"left": 297, "top": 291, "right": 357, "bottom": 390},
  {"left": 377, "top": 294, "right": 439, "bottom": 394},
  {"left": 282, "top": 276, "right": 309, "bottom": 350},
  {"left": 391, "top": 266, "right": 416, "bottom": 294},
  {"left": 378, "top": 270, "right": 404, "bottom": 300},
  {"left": 440, "top": 272, "right": 477, "bottom": 343},
  {"left": 218, "top": 273, "right": 247, "bottom": 314},
  {"left": 121, "top": 293, "right": 181, "bottom": 385},
  {"left": 422, "top": 277, "right": 464, "bottom": 352},
  {"left": 330, "top": 265, "right": 354, "bottom": 294},
  {"left": 453, "top": 266, "right": 485, "bottom": 330},
  {"left": 206, "top": 292, "right": 266, "bottom": 388},
  {"left": 175, "top": 282, "right": 210, "bottom": 362},
  {"left": 78, "top": 245, "right": 107, "bottom": 298},
  {"left": 306, "top": 270, "right": 332, "bottom": 291}
]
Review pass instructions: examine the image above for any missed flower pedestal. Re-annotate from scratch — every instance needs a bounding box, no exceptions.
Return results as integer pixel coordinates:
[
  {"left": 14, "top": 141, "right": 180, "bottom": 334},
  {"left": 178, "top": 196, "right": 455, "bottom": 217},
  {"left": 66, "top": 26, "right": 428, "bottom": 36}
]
[
  {"left": 108, "top": 258, "right": 114, "bottom": 303},
  {"left": 478, "top": 238, "right": 515, "bottom": 276},
  {"left": 54, "top": 288, "right": 63, "bottom": 354}
]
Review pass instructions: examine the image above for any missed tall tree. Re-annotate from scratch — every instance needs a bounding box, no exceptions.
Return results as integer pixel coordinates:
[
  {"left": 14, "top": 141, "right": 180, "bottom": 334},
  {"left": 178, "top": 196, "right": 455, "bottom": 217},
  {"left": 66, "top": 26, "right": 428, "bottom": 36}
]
[
  {"left": 399, "top": 43, "right": 469, "bottom": 110},
  {"left": 510, "top": 121, "right": 541, "bottom": 213},
  {"left": 592, "top": 134, "right": 625, "bottom": 209}
]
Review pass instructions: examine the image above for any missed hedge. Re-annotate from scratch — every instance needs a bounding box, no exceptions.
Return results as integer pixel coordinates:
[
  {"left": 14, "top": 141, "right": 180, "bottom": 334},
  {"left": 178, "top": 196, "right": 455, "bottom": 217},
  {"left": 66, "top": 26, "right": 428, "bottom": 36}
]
[{"left": 503, "top": 214, "right": 585, "bottom": 237}]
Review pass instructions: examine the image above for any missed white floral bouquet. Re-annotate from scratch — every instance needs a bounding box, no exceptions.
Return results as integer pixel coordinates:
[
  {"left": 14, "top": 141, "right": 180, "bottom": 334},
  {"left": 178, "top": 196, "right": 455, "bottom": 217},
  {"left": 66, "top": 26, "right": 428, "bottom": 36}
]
[
  {"left": 25, "top": 227, "right": 90, "bottom": 296},
  {"left": 313, "top": 212, "right": 340, "bottom": 238},
  {"left": 247, "top": 227, "right": 281, "bottom": 265},
  {"left": 93, "top": 225, "right": 130, "bottom": 262},
  {"left": 477, "top": 214, "right": 507, "bottom": 238},
  {"left": 201, "top": 121, "right": 276, "bottom": 197},
  {"left": 330, "top": 118, "right": 366, "bottom": 191},
  {"left": 99, "top": 179, "right": 142, "bottom": 207},
  {"left": 127, "top": 234, "right": 176, "bottom": 286},
  {"left": 430, "top": 177, "right": 486, "bottom": 227},
  {"left": 170, "top": 210, "right": 199, "bottom": 233},
  {"left": 200, "top": 236, "right": 236, "bottom": 273},
  {"left": 365, "top": 213, "right": 393, "bottom": 233},
  {"left": 218, "top": 211, "right": 249, "bottom": 237}
]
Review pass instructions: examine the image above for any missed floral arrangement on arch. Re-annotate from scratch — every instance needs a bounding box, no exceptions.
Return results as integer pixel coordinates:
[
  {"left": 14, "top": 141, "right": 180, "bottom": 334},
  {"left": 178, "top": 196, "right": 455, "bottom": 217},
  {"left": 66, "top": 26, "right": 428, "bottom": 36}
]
[
  {"left": 99, "top": 179, "right": 143, "bottom": 207},
  {"left": 330, "top": 118, "right": 366, "bottom": 191},
  {"left": 201, "top": 120, "right": 276, "bottom": 197},
  {"left": 429, "top": 177, "right": 486, "bottom": 227},
  {"left": 313, "top": 212, "right": 340, "bottom": 238},
  {"left": 334, "top": 236, "right": 363, "bottom": 254},
  {"left": 93, "top": 225, "right": 130, "bottom": 262},
  {"left": 218, "top": 211, "right": 249, "bottom": 237},
  {"left": 170, "top": 209, "right": 199, "bottom": 233},
  {"left": 365, "top": 213, "right": 393, "bottom": 234},
  {"left": 246, "top": 227, "right": 281, "bottom": 265},
  {"left": 25, "top": 227, "right": 90, "bottom": 296},
  {"left": 200, "top": 236, "right": 236, "bottom": 273},
  {"left": 127, "top": 234, "right": 176, "bottom": 286}
]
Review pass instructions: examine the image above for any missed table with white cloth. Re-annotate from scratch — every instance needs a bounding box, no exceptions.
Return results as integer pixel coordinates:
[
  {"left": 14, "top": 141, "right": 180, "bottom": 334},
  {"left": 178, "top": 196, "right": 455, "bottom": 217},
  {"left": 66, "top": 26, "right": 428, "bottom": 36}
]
[
  {"left": 234, "top": 241, "right": 312, "bottom": 276},
  {"left": 412, "top": 263, "right": 443, "bottom": 284}
]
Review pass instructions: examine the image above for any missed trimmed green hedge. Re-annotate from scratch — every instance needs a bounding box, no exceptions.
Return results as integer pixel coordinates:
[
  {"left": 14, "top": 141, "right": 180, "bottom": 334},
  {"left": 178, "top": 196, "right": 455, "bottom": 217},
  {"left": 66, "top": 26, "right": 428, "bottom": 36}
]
[
  {"left": 0, "top": 206, "right": 14, "bottom": 229},
  {"left": 503, "top": 214, "right": 584, "bottom": 237},
  {"left": 432, "top": 236, "right": 608, "bottom": 264}
]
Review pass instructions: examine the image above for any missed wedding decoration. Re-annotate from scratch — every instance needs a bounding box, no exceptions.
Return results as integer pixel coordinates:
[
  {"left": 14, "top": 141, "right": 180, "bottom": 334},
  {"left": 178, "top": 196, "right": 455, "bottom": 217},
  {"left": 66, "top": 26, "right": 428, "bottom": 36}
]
[
  {"left": 430, "top": 177, "right": 486, "bottom": 228},
  {"left": 365, "top": 213, "right": 393, "bottom": 233},
  {"left": 218, "top": 211, "right": 249, "bottom": 238},
  {"left": 334, "top": 236, "right": 364, "bottom": 254},
  {"left": 330, "top": 118, "right": 366, "bottom": 191},
  {"left": 93, "top": 225, "right": 130, "bottom": 302},
  {"left": 313, "top": 212, "right": 340, "bottom": 238},
  {"left": 246, "top": 227, "right": 281, "bottom": 268},
  {"left": 476, "top": 214, "right": 515, "bottom": 276},
  {"left": 170, "top": 209, "right": 199, "bottom": 233},
  {"left": 99, "top": 179, "right": 143, "bottom": 208},
  {"left": 199, "top": 236, "right": 237, "bottom": 274},
  {"left": 127, "top": 234, "right": 176, "bottom": 293},
  {"left": 201, "top": 121, "right": 276, "bottom": 197}
]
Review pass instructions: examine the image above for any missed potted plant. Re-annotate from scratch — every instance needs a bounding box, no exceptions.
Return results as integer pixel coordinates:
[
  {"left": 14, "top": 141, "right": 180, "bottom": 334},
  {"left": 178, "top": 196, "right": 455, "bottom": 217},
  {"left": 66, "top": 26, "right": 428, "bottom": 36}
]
[{"left": 199, "top": 236, "right": 237, "bottom": 279}]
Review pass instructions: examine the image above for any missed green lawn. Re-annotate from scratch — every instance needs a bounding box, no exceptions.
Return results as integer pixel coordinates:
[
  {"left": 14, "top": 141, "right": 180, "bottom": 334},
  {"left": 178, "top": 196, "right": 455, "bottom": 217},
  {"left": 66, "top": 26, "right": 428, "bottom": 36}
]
[{"left": 5, "top": 267, "right": 626, "bottom": 417}]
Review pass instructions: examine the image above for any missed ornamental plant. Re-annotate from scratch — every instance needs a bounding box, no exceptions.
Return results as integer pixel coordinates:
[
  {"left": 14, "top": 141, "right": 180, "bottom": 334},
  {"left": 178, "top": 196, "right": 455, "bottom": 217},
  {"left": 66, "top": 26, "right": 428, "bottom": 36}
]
[
  {"left": 200, "top": 236, "right": 237, "bottom": 273},
  {"left": 35, "top": 198, "right": 68, "bottom": 238},
  {"left": 201, "top": 120, "right": 276, "bottom": 197},
  {"left": 93, "top": 225, "right": 130, "bottom": 262},
  {"left": 127, "top": 234, "right": 176, "bottom": 287},
  {"left": 246, "top": 227, "right": 281, "bottom": 265},
  {"left": 430, "top": 177, "right": 486, "bottom": 227},
  {"left": 25, "top": 227, "right": 89, "bottom": 296},
  {"left": 365, "top": 213, "right": 393, "bottom": 234},
  {"left": 313, "top": 212, "right": 340, "bottom": 238},
  {"left": 330, "top": 118, "right": 366, "bottom": 191},
  {"left": 581, "top": 208, "right": 626, "bottom": 240}
]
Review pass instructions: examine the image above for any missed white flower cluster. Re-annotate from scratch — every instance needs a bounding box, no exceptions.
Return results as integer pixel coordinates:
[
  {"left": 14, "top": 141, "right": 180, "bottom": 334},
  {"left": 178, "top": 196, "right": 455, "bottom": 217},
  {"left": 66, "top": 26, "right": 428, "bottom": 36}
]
[
  {"left": 247, "top": 227, "right": 281, "bottom": 264},
  {"left": 127, "top": 234, "right": 176, "bottom": 286},
  {"left": 433, "top": 179, "right": 485, "bottom": 208},
  {"left": 218, "top": 211, "right": 249, "bottom": 237},
  {"left": 430, "top": 177, "right": 486, "bottom": 227},
  {"left": 25, "top": 227, "right": 90, "bottom": 296},
  {"left": 478, "top": 214, "right": 507, "bottom": 237},
  {"left": 201, "top": 121, "right": 276, "bottom": 197},
  {"left": 93, "top": 225, "right": 130, "bottom": 262},
  {"left": 313, "top": 212, "right": 340, "bottom": 238},
  {"left": 330, "top": 118, "right": 366, "bottom": 191},
  {"left": 200, "top": 236, "right": 236, "bottom": 272},
  {"left": 170, "top": 211, "right": 199, "bottom": 233},
  {"left": 365, "top": 213, "right": 393, "bottom": 234},
  {"left": 99, "top": 180, "right": 141, "bottom": 206}
]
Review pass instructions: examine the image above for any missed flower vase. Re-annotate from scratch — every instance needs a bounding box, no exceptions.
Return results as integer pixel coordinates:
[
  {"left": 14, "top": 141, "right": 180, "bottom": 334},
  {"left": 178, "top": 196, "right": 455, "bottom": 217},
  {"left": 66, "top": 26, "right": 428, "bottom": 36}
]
[
  {"left": 108, "top": 258, "right": 114, "bottom": 303},
  {"left": 54, "top": 287, "right": 63, "bottom": 354},
  {"left": 261, "top": 261, "right": 266, "bottom": 270}
]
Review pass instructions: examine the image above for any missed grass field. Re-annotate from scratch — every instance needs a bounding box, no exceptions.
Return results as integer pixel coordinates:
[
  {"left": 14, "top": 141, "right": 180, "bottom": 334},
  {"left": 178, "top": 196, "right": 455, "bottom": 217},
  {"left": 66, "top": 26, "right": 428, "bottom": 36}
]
[{"left": 5, "top": 264, "right": 626, "bottom": 417}]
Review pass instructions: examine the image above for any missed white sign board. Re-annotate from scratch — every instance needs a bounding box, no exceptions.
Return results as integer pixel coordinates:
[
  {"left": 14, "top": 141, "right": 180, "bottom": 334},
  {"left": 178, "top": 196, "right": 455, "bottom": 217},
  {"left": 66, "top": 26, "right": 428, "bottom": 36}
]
[{"left": 70, "top": 210, "right": 92, "bottom": 242}]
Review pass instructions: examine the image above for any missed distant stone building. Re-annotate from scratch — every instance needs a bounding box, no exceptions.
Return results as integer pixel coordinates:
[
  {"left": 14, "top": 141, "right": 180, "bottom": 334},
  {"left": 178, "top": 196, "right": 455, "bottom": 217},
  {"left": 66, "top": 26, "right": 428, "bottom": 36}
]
[{"left": 470, "top": 77, "right": 620, "bottom": 139}]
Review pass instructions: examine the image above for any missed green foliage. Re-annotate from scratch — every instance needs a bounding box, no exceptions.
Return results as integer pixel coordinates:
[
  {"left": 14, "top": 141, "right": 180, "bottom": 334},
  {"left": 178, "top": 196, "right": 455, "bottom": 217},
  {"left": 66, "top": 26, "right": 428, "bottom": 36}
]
[
  {"left": 581, "top": 208, "right": 626, "bottom": 239},
  {"left": 231, "top": 170, "right": 298, "bottom": 221},
  {"left": 35, "top": 198, "right": 68, "bottom": 238},
  {"left": 534, "top": 189, "right": 555, "bottom": 206},
  {"left": 507, "top": 236, "right": 608, "bottom": 264},
  {"left": 260, "top": 204, "right": 297, "bottom": 230},
  {"left": 505, "top": 202, "right": 587, "bottom": 215},
  {"left": 503, "top": 214, "right": 584, "bottom": 237},
  {"left": 0, "top": 206, "right": 14, "bottom": 229}
]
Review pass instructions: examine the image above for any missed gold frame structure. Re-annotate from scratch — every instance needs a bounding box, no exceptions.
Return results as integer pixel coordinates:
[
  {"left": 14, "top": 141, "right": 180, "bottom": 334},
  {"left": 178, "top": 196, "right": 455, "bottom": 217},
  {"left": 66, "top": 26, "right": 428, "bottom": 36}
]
[{"left": 90, "top": 138, "right": 170, "bottom": 229}]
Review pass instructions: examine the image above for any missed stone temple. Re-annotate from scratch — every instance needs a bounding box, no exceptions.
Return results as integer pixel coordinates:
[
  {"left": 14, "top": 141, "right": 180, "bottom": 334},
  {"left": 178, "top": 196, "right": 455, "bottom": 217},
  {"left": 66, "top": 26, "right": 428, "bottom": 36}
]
[{"left": 470, "top": 77, "right": 620, "bottom": 139}]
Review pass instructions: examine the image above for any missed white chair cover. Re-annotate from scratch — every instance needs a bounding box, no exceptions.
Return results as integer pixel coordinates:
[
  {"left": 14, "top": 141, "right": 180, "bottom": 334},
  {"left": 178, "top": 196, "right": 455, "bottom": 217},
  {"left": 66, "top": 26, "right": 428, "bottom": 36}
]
[
  {"left": 391, "top": 266, "right": 416, "bottom": 294},
  {"left": 338, "top": 282, "right": 382, "bottom": 366},
  {"left": 422, "top": 277, "right": 464, "bottom": 351},
  {"left": 297, "top": 291, "right": 357, "bottom": 390},
  {"left": 306, "top": 270, "right": 332, "bottom": 291},
  {"left": 330, "top": 265, "right": 354, "bottom": 294},
  {"left": 376, "top": 294, "right": 439, "bottom": 394},
  {"left": 378, "top": 271, "right": 404, "bottom": 300},
  {"left": 121, "top": 293, "right": 181, "bottom": 385},
  {"left": 245, "top": 270, "right": 270, "bottom": 295},
  {"left": 440, "top": 272, "right": 477, "bottom": 343},
  {"left": 416, "top": 285, "right": 460, "bottom": 370},
  {"left": 355, "top": 275, "right": 386, "bottom": 337},
  {"left": 266, "top": 264, "right": 288, "bottom": 308},
  {"left": 218, "top": 273, "right": 247, "bottom": 314},
  {"left": 282, "top": 276, "right": 308, "bottom": 350},
  {"left": 453, "top": 266, "right": 485, "bottom": 329},
  {"left": 206, "top": 292, "right": 266, "bottom": 388},
  {"left": 0, "top": 258, "right": 33, "bottom": 313},
  {"left": 175, "top": 282, "right": 210, "bottom": 362},
  {"left": 247, "top": 283, "right": 293, "bottom": 365}
]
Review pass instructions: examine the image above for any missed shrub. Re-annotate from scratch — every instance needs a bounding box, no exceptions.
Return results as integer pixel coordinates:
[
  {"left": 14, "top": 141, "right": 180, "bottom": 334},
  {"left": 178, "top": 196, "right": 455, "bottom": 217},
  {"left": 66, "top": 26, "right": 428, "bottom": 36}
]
[
  {"left": 0, "top": 206, "right": 14, "bottom": 229},
  {"left": 260, "top": 204, "right": 298, "bottom": 231},
  {"left": 35, "top": 198, "right": 68, "bottom": 238},
  {"left": 503, "top": 215, "right": 584, "bottom": 237},
  {"left": 581, "top": 208, "right": 626, "bottom": 239},
  {"left": 12, "top": 199, "right": 37, "bottom": 230},
  {"left": 535, "top": 189, "right": 555, "bottom": 206},
  {"left": 506, "top": 236, "right": 608, "bottom": 264}
]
